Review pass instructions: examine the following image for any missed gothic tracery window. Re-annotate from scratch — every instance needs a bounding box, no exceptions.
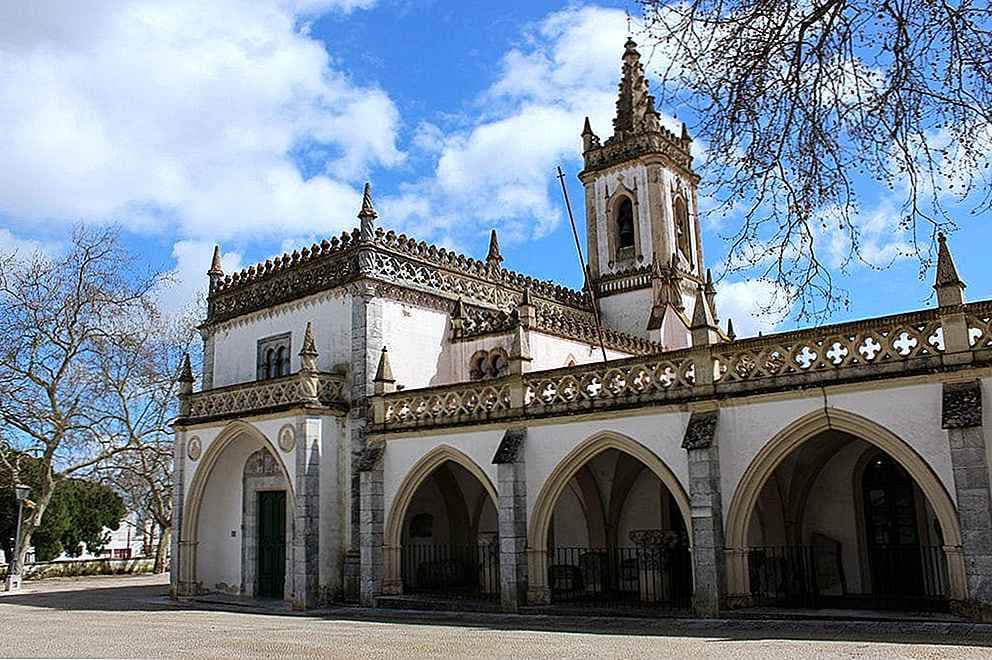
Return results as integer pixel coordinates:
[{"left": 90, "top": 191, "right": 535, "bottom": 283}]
[{"left": 257, "top": 333, "right": 292, "bottom": 380}]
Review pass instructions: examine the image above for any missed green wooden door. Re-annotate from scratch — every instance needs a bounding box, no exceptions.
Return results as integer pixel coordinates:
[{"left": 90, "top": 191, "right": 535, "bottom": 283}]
[{"left": 257, "top": 490, "right": 286, "bottom": 599}]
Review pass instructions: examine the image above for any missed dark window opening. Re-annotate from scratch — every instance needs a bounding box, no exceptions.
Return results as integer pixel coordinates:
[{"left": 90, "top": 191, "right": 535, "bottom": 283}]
[
  {"left": 674, "top": 197, "right": 691, "bottom": 261},
  {"left": 617, "top": 197, "right": 635, "bottom": 254}
]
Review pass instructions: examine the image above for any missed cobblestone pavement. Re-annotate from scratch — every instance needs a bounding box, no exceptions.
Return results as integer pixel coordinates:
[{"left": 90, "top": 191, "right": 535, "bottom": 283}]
[{"left": 4, "top": 574, "right": 992, "bottom": 659}]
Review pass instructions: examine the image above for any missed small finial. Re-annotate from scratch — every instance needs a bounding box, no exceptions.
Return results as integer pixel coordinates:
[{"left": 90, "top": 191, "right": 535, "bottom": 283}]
[
  {"left": 374, "top": 346, "right": 395, "bottom": 384},
  {"left": 691, "top": 284, "right": 717, "bottom": 330},
  {"left": 300, "top": 321, "right": 318, "bottom": 357},
  {"left": 934, "top": 231, "right": 965, "bottom": 306},
  {"left": 358, "top": 182, "right": 377, "bottom": 221},
  {"left": 178, "top": 353, "right": 194, "bottom": 384},
  {"left": 726, "top": 318, "right": 736, "bottom": 341},
  {"left": 486, "top": 229, "right": 503, "bottom": 266},
  {"left": 681, "top": 122, "right": 691, "bottom": 144},
  {"left": 582, "top": 116, "right": 594, "bottom": 136},
  {"left": 208, "top": 245, "right": 224, "bottom": 276}
]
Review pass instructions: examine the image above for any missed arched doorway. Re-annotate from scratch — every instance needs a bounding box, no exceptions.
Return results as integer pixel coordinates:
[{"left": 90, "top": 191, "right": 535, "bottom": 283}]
[
  {"left": 180, "top": 423, "right": 295, "bottom": 602},
  {"left": 385, "top": 447, "right": 499, "bottom": 600},
  {"left": 529, "top": 433, "right": 693, "bottom": 610},
  {"left": 726, "top": 409, "right": 965, "bottom": 611}
]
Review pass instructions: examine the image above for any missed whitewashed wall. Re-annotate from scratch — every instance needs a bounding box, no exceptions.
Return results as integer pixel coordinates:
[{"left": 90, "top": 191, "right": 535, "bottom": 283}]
[
  {"left": 210, "top": 292, "right": 353, "bottom": 388},
  {"left": 600, "top": 288, "right": 653, "bottom": 339}
]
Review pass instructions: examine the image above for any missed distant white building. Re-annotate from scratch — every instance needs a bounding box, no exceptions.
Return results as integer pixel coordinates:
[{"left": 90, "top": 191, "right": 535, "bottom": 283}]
[
  {"left": 171, "top": 39, "right": 992, "bottom": 622},
  {"left": 3, "top": 512, "right": 153, "bottom": 565}
]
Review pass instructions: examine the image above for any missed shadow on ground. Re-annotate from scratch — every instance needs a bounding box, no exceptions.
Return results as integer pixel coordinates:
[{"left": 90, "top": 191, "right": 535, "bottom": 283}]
[{"left": 5, "top": 579, "right": 992, "bottom": 649}]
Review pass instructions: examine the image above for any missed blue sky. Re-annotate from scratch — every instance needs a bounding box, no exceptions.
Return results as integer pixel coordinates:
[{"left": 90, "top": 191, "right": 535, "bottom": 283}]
[{"left": 0, "top": 0, "right": 987, "bottom": 337}]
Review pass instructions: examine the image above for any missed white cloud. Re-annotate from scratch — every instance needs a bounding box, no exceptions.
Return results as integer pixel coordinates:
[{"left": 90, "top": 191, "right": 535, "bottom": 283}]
[
  {"left": 0, "top": 228, "right": 51, "bottom": 258},
  {"left": 391, "top": 6, "right": 676, "bottom": 245},
  {"left": 716, "top": 279, "right": 789, "bottom": 337},
  {"left": 0, "top": 0, "right": 399, "bottom": 242}
]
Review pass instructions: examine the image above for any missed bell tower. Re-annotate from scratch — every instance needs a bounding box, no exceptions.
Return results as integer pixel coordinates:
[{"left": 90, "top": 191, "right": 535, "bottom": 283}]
[{"left": 579, "top": 39, "right": 714, "bottom": 349}]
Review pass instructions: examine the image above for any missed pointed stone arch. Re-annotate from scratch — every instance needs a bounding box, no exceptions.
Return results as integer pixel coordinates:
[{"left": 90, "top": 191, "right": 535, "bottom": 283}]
[
  {"left": 382, "top": 444, "right": 498, "bottom": 594},
  {"left": 525, "top": 430, "right": 692, "bottom": 602},
  {"left": 177, "top": 420, "right": 296, "bottom": 596},
  {"left": 724, "top": 407, "right": 967, "bottom": 601}
]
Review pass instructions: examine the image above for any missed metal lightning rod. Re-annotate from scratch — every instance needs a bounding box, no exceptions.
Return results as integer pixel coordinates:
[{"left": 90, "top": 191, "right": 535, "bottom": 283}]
[{"left": 556, "top": 164, "right": 609, "bottom": 363}]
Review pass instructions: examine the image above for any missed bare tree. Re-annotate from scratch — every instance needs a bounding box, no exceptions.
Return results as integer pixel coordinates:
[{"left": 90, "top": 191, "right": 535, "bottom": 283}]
[
  {"left": 0, "top": 227, "right": 190, "bottom": 572},
  {"left": 640, "top": 0, "right": 992, "bottom": 318}
]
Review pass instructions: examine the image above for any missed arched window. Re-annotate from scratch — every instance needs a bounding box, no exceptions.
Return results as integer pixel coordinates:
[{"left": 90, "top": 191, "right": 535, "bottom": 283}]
[
  {"left": 617, "top": 197, "right": 635, "bottom": 255},
  {"left": 275, "top": 346, "right": 288, "bottom": 377},
  {"left": 265, "top": 348, "right": 276, "bottom": 379},
  {"left": 674, "top": 197, "right": 691, "bottom": 261}
]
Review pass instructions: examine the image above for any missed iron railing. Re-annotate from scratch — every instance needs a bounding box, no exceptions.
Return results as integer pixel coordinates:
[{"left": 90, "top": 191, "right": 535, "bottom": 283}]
[
  {"left": 401, "top": 543, "right": 500, "bottom": 599},
  {"left": 548, "top": 546, "right": 692, "bottom": 610},
  {"left": 746, "top": 544, "right": 949, "bottom": 610}
]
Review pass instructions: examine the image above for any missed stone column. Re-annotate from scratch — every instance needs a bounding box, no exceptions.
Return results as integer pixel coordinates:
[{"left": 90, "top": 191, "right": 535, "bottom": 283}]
[
  {"left": 943, "top": 380, "right": 992, "bottom": 619},
  {"left": 682, "top": 409, "right": 725, "bottom": 616},
  {"left": 358, "top": 443, "right": 385, "bottom": 607},
  {"left": 493, "top": 427, "right": 528, "bottom": 612},
  {"left": 171, "top": 429, "right": 186, "bottom": 597},
  {"left": 292, "top": 416, "right": 322, "bottom": 609},
  {"left": 344, "top": 287, "right": 385, "bottom": 600}
]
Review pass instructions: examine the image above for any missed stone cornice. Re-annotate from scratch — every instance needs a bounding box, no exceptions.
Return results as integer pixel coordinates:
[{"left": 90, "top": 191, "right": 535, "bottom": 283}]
[{"left": 581, "top": 131, "right": 695, "bottom": 178}]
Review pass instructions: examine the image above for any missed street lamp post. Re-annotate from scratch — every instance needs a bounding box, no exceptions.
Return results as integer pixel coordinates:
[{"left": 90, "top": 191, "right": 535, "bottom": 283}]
[{"left": 5, "top": 484, "right": 31, "bottom": 592}]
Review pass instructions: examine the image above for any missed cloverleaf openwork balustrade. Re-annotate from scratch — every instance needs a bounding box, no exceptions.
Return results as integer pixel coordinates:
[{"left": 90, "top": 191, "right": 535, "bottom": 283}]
[
  {"left": 184, "top": 373, "right": 348, "bottom": 421},
  {"left": 374, "top": 301, "right": 992, "bottom": 432},
  {"left": 381, "top": 381, "right": 513, "bottom": 427}
]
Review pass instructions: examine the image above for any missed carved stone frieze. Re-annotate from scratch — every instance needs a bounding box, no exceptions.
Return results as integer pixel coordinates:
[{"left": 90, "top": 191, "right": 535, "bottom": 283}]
[
  {"left": 244, "top": 447, "right": 282, "bottom": 478},
  {"left": 682, "top": 410, "right": 719, "bottom": 450},
  {"left": 492, "top": 427, "right": 527, "bottom": 464},
  {"left": 942, "top": 380, "right": 983, "bottom": 429},
  {"left": 357, "top": 443, "right": 385, "bottom": 472}
]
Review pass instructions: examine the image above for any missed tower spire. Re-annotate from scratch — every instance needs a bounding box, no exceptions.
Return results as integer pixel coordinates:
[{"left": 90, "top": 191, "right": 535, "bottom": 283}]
[{"left": 613, "top": 38, "right": 660, "bottom": 140}]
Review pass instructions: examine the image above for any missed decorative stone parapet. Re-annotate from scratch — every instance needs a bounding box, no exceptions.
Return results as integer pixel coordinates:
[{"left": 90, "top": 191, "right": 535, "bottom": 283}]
[
  {"left": 179, "top": 373, "right": 348, "bottom": 424},
  {"left": 372, "top": 302, "right": 992, "bottom": 433},
  {"left": 205, "top": 226, "right": 592, "bottom": 324}
]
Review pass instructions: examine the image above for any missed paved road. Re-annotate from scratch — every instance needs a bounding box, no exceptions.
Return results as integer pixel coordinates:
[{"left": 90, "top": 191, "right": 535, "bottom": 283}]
[{"left": 3, "top": 574, "right": 992, "bottom": 658}]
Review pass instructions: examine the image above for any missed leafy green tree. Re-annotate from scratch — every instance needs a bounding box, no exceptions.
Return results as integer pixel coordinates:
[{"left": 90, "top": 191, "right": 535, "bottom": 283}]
[{"left": 2, "top": 457, "right": 125, "bottom": 562}]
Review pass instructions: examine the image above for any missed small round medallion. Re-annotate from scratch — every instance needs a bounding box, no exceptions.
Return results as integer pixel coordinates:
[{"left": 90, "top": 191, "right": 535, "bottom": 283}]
[
  {"left": 187, "top": 436, "right": 202, "bottom": 461},
  {"left": 278, "top": 424, "right": 296, "bottom": 453}
]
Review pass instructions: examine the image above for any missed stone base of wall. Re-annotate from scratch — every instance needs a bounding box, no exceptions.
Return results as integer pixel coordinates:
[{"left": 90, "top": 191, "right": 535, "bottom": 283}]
[
  {"left": 951, "top": 599, "right": 992, "bottom": 623},
  {"left": 1, "top": 557, "right": 161, "bottom": 582}
]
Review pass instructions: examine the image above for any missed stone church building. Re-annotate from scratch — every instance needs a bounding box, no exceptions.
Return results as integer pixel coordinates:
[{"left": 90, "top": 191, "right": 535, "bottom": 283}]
[{"left": 172, "top": 40, "right": 992, "bottom": 620}]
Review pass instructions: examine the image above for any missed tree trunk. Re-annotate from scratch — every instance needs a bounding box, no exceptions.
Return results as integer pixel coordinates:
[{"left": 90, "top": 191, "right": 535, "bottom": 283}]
[
  {"left": 154, "top": 525, "right": 171, "bottom": 574},
  {"left": 16, "top": 488, "right": 52, "bottom": 572}
]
